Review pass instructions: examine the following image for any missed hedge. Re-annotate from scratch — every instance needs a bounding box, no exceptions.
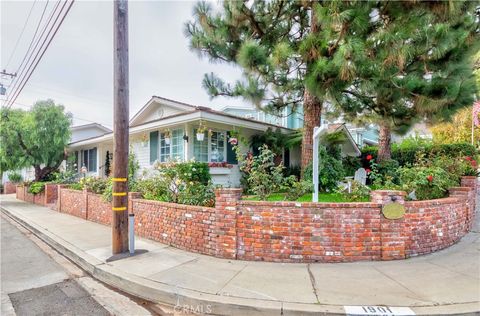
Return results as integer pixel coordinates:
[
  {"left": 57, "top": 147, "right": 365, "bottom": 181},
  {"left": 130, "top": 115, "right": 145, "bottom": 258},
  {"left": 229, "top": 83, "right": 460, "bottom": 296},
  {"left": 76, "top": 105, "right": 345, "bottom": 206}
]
[{"left": 361, "top": 142, "right": 478, "bottom": 166}]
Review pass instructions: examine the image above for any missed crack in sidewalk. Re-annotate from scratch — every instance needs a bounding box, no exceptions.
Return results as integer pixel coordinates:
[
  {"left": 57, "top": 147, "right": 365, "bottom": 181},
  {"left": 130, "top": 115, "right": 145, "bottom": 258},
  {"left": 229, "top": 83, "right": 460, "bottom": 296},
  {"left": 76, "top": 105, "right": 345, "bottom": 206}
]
[{"left": 307, "top": 264, "right": 320, "bottom": 304}]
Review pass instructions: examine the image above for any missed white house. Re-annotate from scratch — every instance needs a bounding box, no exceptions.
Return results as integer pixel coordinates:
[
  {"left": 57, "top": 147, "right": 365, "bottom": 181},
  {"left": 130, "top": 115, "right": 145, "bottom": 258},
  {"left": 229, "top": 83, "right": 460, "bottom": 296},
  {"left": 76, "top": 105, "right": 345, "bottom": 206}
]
[{"left": 67, "top": 96, "right": 361, "bottom": 187}]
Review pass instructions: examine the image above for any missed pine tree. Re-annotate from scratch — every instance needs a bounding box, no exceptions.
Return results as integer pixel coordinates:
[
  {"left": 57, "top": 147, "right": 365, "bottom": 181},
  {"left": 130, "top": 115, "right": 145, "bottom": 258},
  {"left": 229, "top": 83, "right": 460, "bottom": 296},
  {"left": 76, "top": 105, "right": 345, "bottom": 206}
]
[
  {"left": 185, "top": 1, "right": 374, "bottom": 171},
  {"left": 329, "top": 1, "right": 479, "bottom": 161}
]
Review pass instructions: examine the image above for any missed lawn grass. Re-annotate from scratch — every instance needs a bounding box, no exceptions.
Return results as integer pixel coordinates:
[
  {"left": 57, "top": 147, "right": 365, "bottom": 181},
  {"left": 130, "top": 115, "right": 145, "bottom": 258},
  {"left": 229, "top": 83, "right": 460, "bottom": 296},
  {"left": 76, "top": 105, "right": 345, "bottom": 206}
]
[{"left": 242, "top": 192, "right": 369, "bottom": 202}]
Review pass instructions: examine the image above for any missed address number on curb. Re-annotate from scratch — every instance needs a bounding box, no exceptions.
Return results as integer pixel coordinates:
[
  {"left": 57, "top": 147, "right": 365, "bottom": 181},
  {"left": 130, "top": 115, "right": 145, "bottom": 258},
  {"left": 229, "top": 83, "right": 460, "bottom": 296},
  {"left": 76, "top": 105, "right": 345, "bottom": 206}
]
[{"left": 344, "top": 306, "right": 415, "bottom": 316}]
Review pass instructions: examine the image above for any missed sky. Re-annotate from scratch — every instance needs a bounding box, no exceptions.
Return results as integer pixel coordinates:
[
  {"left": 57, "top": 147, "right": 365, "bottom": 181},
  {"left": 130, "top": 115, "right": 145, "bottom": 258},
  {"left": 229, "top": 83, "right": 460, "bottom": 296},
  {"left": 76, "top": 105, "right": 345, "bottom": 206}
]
[{"left": 1, "top": 0, "right": 247, "bottom": 128}]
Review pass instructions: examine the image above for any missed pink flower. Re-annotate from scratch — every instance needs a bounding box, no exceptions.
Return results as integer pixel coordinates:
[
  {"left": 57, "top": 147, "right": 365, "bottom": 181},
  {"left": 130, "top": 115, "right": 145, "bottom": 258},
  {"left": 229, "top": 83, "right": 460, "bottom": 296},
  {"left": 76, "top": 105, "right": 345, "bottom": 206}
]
[
  {"left": 366, "top": 154, "right": 373, "bottom": 161},
  {"left": 229, "top": 137, "right": 238, "bottom": 145},
  {"left": 365, "top": 168, "right": 371, "bottom": 174}
]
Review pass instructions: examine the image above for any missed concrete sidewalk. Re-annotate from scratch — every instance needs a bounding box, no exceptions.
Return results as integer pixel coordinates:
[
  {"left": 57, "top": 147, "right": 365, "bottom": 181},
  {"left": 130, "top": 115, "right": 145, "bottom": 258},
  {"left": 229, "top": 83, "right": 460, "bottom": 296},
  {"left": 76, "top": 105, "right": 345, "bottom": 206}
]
[{"left": 1, "top": 194, "right": 479, "bottom": 315}]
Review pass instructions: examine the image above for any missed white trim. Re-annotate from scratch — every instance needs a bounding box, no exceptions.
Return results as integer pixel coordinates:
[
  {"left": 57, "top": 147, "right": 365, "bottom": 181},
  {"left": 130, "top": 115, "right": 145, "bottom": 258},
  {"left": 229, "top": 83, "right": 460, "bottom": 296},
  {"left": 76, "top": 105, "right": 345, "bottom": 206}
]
[{"left": 130, "top": 96, "right": 196, "bottom": 126}]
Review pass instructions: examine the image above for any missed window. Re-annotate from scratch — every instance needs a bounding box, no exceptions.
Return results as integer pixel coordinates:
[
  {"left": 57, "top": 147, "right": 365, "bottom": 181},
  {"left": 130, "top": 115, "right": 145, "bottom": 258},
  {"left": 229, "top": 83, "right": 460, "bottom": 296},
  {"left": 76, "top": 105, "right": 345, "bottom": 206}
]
[
  {"left": 193, "top": 129, "right": 208, "bottom": 162},
  {"left": 82, "top": 147, "right": 97, "bottom": 172},
  {"left": 159, "top": 132, "right": 170, "bottom": 162},
  {"left": 171, "top": 129, "right": 184, "bottom": 160},
  {"left": 210, "top": 131, "right": 225, "bottom": 162},
  {"left": 150, "top": 128, "right": 184, "bottom": 163},
  {"left": 193, "top": 129, "right": 227, "bottom": 163}
]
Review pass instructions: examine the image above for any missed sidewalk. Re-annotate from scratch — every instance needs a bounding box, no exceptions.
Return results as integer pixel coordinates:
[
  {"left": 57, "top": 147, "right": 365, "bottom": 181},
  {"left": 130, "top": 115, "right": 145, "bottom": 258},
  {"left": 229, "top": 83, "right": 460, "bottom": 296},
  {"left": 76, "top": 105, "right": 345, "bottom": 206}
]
[{"left": 1, "top": 194, "right": 479, "bottom": 315}]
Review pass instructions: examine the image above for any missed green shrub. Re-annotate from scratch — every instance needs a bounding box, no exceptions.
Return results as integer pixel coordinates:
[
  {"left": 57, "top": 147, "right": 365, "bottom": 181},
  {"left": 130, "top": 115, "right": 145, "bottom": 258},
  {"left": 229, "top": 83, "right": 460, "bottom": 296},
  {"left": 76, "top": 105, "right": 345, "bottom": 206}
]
[
  {"left": 51, "top": 170, "right": 77, "bottom": 184},
  {"left": 282, "top": 176, "right": 312, "bottom": 201},
  {"left": 362, "top": 142, "right": 477, "bottom": 167},
  {"left": 28, "top": 182, "right": 47, "bottom": 194},
  {"left": 82, "top": 177, "right": 109, "bottom": 194},
  {"left": 304, "top": 145, "right": 345, "bottom": 192},
  {"left": 177, "top": 181, "right": 215, "bottom": 207},
  {"left": 68, "top": 182, "right": 83, "bottom": 191},
  {"left": 342, "top": 156, "right": 361, "bottom": 177},
  {"left": 243, "top": 145, "right": 285, "bottom": 200},
  {"left": 398, "top": 166, "right": 455, "bottom": 200},
  {"left": 133, "top": 176, "right": 170, "bottom": 201},
  {"left": 8, "top": 172, "right": 22, "bottom": 183},
  {"left": 338, "top": 180, "right": 371, "bottom": 202}
]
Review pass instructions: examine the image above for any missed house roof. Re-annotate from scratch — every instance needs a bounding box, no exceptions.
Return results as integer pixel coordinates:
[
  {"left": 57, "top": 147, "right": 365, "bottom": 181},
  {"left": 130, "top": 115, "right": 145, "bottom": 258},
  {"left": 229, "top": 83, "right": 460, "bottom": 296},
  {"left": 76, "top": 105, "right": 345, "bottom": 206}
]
[
  {"left": 69, "top": 100, "right": 292, "bottom": 147},
  {"left": 71, "top": 123, "right": 112, "bottom": 133},
  {"left": 326, "top": 123, "right": 362, "bottom": 156}
]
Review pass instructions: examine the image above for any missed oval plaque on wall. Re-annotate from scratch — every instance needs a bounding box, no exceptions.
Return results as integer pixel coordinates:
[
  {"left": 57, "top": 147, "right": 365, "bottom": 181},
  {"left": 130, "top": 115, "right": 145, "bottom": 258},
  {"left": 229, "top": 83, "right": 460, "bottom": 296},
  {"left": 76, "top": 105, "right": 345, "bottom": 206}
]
[{"left": 382, "top": 202, "right": 405, "bottom": 219}]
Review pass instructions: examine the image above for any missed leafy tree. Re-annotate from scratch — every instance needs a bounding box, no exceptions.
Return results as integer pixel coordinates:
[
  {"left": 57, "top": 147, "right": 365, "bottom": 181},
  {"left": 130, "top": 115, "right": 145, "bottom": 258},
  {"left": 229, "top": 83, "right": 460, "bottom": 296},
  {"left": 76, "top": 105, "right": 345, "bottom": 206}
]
[
  {"left": 329, "top": 1, "right": 479, "bottom": 161},
  {"left": 186, "top": 1, "right": 374, "bottom": 171},
  {"left": 0, "top": 100, "right": 72, "bottom": 181}
]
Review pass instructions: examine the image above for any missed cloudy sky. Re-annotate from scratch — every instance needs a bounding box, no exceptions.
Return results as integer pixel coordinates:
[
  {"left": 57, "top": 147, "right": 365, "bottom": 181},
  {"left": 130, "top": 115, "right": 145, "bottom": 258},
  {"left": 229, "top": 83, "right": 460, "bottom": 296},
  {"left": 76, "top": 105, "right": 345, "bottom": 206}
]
[{"left": 1, "top": 0, "right": 246, "bottom": 128}]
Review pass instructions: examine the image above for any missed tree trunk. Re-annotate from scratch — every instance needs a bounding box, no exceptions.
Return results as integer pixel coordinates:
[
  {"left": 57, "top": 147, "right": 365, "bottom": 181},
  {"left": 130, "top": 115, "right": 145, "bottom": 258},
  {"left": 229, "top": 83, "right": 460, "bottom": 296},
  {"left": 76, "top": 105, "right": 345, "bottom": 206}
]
[
  {"left": 301, "top": 89, "right": 322, "bottom": 174},
  {"left": 377, "top": 122, "right": 392, "bottom": 162}
]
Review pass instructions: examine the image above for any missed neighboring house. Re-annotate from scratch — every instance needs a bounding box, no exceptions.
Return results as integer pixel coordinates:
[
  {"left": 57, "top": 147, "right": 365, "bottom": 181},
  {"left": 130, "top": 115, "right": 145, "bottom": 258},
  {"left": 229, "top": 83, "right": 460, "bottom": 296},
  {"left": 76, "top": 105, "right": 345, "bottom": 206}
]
[
  {"left": 67, "top": 96, "right": 361, "bottom": 186},
  {"left": 391, "top": 122, "right": 433, "bottom": 143},
  {"left": 70, "top": 123, "right": 112, "bottom": 143}
]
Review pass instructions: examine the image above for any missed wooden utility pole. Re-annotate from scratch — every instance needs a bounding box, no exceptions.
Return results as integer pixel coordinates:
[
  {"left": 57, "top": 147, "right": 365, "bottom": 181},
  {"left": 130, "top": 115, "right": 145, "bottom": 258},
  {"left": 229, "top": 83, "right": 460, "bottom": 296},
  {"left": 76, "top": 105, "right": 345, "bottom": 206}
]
[{"left": 112, "top": 0, "right": 129, "bottom": 254}]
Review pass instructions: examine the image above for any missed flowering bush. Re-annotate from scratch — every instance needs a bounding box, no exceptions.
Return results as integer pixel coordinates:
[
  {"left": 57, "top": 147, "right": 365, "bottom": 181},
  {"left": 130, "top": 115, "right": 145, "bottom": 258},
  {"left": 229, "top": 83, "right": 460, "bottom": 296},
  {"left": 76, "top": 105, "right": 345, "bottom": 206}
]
[
  {"left": 208, "top": 162, "right": 233, "bottom": 168},
  {"left": 398, "top": 166, "right": 455, "bottom": 200},
  {"left": 240, "top": 145, "right": 285, "bottom": 200}
]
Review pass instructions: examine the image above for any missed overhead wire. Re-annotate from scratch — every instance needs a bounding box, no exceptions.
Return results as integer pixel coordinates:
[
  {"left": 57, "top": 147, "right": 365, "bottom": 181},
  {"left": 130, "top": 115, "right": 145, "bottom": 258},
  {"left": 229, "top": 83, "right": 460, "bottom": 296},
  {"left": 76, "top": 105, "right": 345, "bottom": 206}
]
[{"left": 6, "top": 0, "right": 75, "bottom": 109}]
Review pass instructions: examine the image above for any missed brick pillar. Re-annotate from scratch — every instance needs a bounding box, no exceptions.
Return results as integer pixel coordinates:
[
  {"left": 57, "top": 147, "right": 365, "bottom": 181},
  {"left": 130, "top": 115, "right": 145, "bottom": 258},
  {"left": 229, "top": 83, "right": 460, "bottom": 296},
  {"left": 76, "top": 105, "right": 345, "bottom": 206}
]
[
  {"left": 451, "top": 184, "right": 476, "bottom": 232},
  {"left": 370, "top": 190, "right": 407, "bottom": 261},
  {"left": 128, "top": 192, "right": 142, "bottom": 214},
  {"left": 214, "top": 188, "right": 242, "bottom": 259},
  {"left": 461, "top": 176, "right": 478, "bottom": 193},
  {"left": 57, "top": 185, "right": 64, "bottom": 211}
]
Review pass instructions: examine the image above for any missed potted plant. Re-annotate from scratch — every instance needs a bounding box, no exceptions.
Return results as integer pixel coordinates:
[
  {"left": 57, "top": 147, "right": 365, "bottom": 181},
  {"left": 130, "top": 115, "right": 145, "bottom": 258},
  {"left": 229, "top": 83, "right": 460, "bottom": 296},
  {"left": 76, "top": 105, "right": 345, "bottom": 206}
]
[
  {"left": 163, "top": 128, "right": 172, "bottom": 145},
  {"left": 229, "top": 130, "right": 239, "bottom": 146},
  {"left": 196, "top": 122, "right": 207, "bottom": 141}
]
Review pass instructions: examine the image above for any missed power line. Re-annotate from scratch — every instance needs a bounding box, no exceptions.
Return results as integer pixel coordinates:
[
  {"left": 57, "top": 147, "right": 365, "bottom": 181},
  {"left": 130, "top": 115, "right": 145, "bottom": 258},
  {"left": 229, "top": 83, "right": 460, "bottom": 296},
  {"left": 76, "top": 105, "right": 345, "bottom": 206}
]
[
  {"left": 6, "top": 0, "right": 75, "bottom": 109},
  {"left": 5, "top": 0, "right": 64, "bottom": 105},
  {"left": 6, "top": 0, "right": 51, "bottom": 90},
  {"left": 3, "top": 1, "right": 37, "bottom": 69}
]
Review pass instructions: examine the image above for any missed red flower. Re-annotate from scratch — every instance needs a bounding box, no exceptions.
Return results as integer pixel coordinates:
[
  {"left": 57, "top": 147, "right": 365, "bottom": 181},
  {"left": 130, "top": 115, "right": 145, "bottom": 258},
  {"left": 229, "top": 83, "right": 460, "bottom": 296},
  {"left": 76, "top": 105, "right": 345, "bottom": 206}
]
[
  {"left": 365, "top": 168, "right": 371, "bottom": 174},
  {"left": 466, "top": 156, "right": 472, "bottom": 161},
  {"left": 366, "top": 154, "right": 373, "bottom": 161},
  {"left": 471, "top": 160, "right": 477, "bottom": 167},
  {"left": 427, "top": 175, "right": 434, "bottom": 183}
]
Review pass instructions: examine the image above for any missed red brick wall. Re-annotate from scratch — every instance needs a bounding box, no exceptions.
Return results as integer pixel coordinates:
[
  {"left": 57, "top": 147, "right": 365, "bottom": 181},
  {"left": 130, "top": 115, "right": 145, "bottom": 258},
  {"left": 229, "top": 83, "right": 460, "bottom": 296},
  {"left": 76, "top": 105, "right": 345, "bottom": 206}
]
[
  {"left": 132, "top": 199, "right": 216, "bottom": 255},
  {"left": 15, "top": 177, "right": 477, "bottom": 263},
  {"left": 87, "top": 193, "right": 112, "bottom": 225},
  {"left": 4, "top": 182, "right": 17, "bottom": 194},
  {"left": 58, "top": 189, "right": 87, "bottom": 219},
  {"left": 236, "top": 201, "right": 382, "bottom": 262}
]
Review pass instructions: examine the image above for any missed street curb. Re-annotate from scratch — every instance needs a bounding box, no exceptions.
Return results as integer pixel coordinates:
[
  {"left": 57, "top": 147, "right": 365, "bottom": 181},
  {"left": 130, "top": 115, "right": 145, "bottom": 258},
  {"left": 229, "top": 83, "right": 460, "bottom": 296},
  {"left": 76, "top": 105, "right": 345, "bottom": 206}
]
[{"left": 2, "top": 206, "right": 479, "bottom": 316}]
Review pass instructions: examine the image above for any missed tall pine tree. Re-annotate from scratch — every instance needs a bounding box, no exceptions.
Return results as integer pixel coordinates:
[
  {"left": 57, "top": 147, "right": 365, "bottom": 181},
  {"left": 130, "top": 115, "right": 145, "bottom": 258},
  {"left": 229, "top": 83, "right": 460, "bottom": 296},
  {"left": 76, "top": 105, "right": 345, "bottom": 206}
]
[
  {"left": 185, "top": 1, "right": 374, "bottom": 171},
  {"left": 328, "top": 1, "right": 479, "bottom": 161}
]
